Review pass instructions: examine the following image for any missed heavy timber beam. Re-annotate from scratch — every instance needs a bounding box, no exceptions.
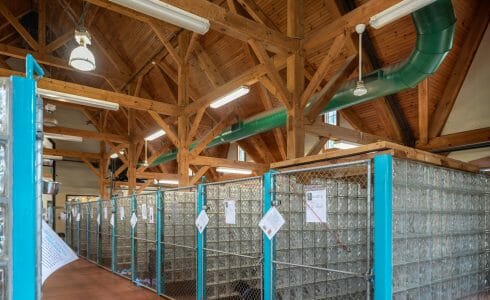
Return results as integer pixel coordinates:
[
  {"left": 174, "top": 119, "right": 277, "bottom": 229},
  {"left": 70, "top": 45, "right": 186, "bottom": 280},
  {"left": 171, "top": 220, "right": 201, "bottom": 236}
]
[
  {"left": 418, "top": 79, "right": 429, "bottom": 144},
  {"left": 191, "top": 156, "right": 268, "bottom": 172},
  {"left": 0, "top": 1, "right": 39, "bottom": 50},
  {"left": 416, "top": 128, "right": 490, "bottom": 151},
  {"left": 0, "top": 68, "right": 179, "bottom": 115},
  {"left": 286, "top": 0, "right": 305, "bottom": 159},
  {"left": 178, "top": 34, "right": 190, "bottom": 187},
  {"left": 305, "top": 121, "right": 391, "bottom": 145},
  {"left": 44, "top": 126, "right": 129, "bottom": 144},
  {"left": 135, "top": 172, "right": 178, "bottom": 181},
  {"left": 43, "top": 148, "right": 100, "bottom": 161}
]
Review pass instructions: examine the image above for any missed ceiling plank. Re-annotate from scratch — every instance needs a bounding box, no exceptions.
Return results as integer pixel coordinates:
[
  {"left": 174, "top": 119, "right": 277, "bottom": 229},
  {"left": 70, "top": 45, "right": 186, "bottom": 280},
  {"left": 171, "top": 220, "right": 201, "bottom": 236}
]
[
  {"left": 429, "top": 1, "right": 490, "bottom": 138},
  {"left": 0, "top": 1, "right": 39, "bottom": 50},
  {"left": 418, "top": 78, "right": 429, "bottom": 144},
  {"left": 416, "top": 128, "right": 490, "bottom": 151},
  {"left": 235, "top": 0, "right": 278, "bottom": 30}
]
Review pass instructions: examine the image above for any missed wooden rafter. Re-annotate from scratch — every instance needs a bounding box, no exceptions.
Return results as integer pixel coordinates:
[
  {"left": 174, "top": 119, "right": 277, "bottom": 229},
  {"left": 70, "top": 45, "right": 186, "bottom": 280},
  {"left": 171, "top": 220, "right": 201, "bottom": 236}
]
[
  {"left": 416, "top": 128, "right": 490, "bottom": 151},
  {"left": 81, "top": 157, "right": 100, "bottom": 177},
  {"left": 44, "top": 126, "right": 129, "bottom": 144},
  {"left": 305, "top": 121, "right": 391, "bottom": 145},
  {"left": 190, "top": 166, "right": 210, "bottom": 185},
  {"left": 418, "top": 78, "right": 429, "bottom": 144},
  {"left": 43, "top": 148, "right": 100, "bottom": 161},
  {"left": 189, "top": 113, "right": 238, "bottom": 158},
  {"left": 148, "top": 111, "right": 179, "bottom": 147},
  {"left": 0, "top": 1, "right": 39, "bottom": 50},
  {"left": 38, "top": 0, "right": 46, "bottom": 50},
  {"left": 306, "top": 137, "right": 329, "bottom": 156},
  {"left": 191, "top": 155, "right": 268, "bottom": 171}
]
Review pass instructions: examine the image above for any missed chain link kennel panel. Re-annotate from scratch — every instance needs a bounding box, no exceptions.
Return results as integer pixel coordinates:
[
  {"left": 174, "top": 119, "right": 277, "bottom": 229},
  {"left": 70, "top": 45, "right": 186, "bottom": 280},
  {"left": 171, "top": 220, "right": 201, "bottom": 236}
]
[
  {"left": 114, "top": 196, "right": 132, "bottom": 278},
  {"left": 88, "top": 201, "right": 99, "bottom": 262},
  {"left": 99, "top": 199, "right": 112, "bottom": 269}
]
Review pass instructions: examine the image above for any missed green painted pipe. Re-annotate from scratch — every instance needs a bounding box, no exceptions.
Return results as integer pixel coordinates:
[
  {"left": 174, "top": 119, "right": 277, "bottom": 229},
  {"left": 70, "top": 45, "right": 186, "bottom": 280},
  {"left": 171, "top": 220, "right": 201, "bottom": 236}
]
[{"left": 151, "top": 0, "right": 456, "bottom": 167}]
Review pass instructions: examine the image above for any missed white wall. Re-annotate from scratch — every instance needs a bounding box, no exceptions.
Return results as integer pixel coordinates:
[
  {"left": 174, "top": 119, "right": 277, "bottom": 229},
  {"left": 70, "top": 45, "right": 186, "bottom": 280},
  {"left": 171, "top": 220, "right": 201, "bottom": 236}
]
[{"left": 54, "top": 160, "right": 99, "bottom": 234}]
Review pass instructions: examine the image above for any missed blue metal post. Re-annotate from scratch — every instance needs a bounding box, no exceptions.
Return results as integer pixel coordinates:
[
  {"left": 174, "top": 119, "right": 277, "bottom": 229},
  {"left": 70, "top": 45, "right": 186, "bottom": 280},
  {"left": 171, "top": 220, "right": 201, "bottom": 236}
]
[
  {"left": 77, "top": 202, "right": 81, "bottom": 256},
  {"left": 111, "top": 197, "right": 118, "bottom": 272},
  {"left": 156, "top": 189, "right": 164, "bottom": 295},
  {"left": 197, "top": 178, "right": 207, "bottom": 300},
  {"left": 262, "top": 171, "right": 276, "bottom": 300},
  {"left": 11, "top": 54, "right": 44, "bottom": 299},
  {"left": 86, "top": 202, "right": 91, "bottom": 259},
  {"left": 131, "top": 193, "right": 137, "bottom": 282},
  {"left": 98, "top": 198, "right": 102, "bottom": 265},
  {"left": 374, "top": 154, "right": 393, "bottom": 300}
]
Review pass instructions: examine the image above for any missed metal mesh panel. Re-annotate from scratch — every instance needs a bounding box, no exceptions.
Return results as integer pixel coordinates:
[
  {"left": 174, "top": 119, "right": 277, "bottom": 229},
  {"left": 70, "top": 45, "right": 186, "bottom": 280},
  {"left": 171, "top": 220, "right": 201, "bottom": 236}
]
[
  {"left": 65, "top": 203, "right": 74, "bottom": 250},
  {"left": 392, "top": 159, "right": 490, "bottom": 299},
  {"left": 79, "top": 203, "right": 89, "bottom": 258},
  {"left": 99, "top": 199, "right": 112, "bottom": 269},
  {"left": 272, "top": 161, "right": 372, "bottom": 300},
  {"left": 114, "top": 196, "right": 132, "bottom": 278},
  {"left": 88, "top": 201, "right": 99, "bottom": 262},
  {"left": 134, "top": 192, "right": 157, "bottom": 290},
  {"left": 205, "top": 177, "right": 263, "bottom": 300},
  {"left": 162, "top": 187, "right": 197, "bottom": 299}
]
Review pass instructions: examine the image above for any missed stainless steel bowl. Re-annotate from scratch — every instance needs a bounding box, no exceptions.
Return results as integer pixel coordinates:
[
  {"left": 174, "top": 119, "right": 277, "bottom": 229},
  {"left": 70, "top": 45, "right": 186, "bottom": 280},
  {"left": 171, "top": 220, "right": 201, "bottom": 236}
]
[{"left": 42, "top": 180, "right": 60, "bottom": 195}]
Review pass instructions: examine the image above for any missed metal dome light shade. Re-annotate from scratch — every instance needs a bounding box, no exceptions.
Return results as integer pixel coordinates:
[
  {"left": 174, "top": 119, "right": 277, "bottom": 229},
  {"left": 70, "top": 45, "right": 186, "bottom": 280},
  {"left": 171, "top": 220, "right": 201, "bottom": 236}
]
[{"left": 69, "top": 29, "right": 96, "bottom": 72}]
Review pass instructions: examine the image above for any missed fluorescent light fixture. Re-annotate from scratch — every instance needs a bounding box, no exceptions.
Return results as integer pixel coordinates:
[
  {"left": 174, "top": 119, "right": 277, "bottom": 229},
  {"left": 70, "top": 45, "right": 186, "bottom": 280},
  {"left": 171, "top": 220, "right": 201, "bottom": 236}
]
[
  {"left": 43, "top": 155, "right": 63, "bottom": 160},
  {"left": 145, "top": 129, "right": 166, "bottom": 141},
  {"left": 37, "top": 88, "right": 119, "bottom": 111},
  {"left": 110, "top": 153, "right": 119, "bottom": 159},
  {"left": 210, "top": 86, "right": 250, "bottom": 109},
  {"left": 333, "top": 141, "right": 360, "bottom": 150},
  {"left": 109, "top": 0, "right": 210, "bottom": 34},
  {"left": 216, "top": 167, "right": 253, "bottom": 175},
  {"left": 44, "top": 133, "right": 83, "bottom": 143},
  {"left": 154, "top": 179, "right": 179, "bottom": 185},
  {"left": 369, "top": 0, "right": 437, "bottom": 29}
]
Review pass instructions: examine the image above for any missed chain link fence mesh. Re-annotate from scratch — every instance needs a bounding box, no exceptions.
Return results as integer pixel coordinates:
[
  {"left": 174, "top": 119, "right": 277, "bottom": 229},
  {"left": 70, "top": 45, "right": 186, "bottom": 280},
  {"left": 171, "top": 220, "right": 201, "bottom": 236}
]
[
  {"left": 272, "top": 161, "right": 372, "bottom": 300},
  {"left": 392, "top": 158, "right": 490, "bottom": 299},
  {"left": 162, "top": 187, "right": 197, "bottom": 299},
  {"left": 114, "top": 196, "right": 132, "bottom": 278},
  {"left": 134, "top": 192, "right": 158, "bottom": 290},
  {"left": 79, "top": 202, "right": 89, "bottom": 258},
  {"left": 100, "top": 199, "right": 112, "bottom": 269},
  {"left": 64, "top": 202, "right": 74, "bottom": 250},
  {"left": 204, "top": 177, "right": 264, "bottom": 300}
]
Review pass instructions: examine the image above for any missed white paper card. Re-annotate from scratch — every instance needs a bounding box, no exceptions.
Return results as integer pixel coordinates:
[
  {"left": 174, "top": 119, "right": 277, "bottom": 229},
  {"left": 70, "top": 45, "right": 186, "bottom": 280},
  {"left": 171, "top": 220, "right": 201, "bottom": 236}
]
[
  {"left": 71, "top": 207, "right": 76, "bottom": 216},
  {"left": 130, "top": 213, "right": 138, "bottom": 228},
  {"left": 259, "top": 207, "right": 285, "bottom": 240},
  {"left": 149, "top": 207, "right": 154, "bottom": 223},
  {"left": 76, "top": 213, "right": 81, "bottom": 222},
  {"left": 141, "top": 204, "right": 148, "bottom": 220},
  {"left": 41, "top": 220, "right": 78, "bottom": 284},
  {"left": 195, "top": 210, "right": 209, "bottom": 233},
  {"left": 110, "top": 213, "right": 115, "bottom": 227},
  {"left": 59, "top": 212, "right": 66, "bottom": 221},
  {"left": 305, "top": 188, "right": 327, "bottom": 223},
  {"left": 120, "top": 206, "right": 125, "bottom": 220},
  {"left": 224, "top": 200, "right": 236, "bottom": 224},
  {"left": 96, "top": 213, "right": 101, "bottom": 225},
  {"left": 103, "top": 207, "right": 108, "bottom": 220}
]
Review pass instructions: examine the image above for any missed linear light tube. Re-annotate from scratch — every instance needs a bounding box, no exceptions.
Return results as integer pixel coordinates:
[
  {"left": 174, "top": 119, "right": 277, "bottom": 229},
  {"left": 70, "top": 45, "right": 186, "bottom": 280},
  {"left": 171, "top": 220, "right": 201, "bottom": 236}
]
[
  {"left": 216, "top": 167, "right": 253, "bottom": 175},
  {"left": 109, "top": 0, "right": 210, "bottom": 34},
  {"left": 333, "top": 141, "right": 360, "bottom": 150},
  {"left": 42, "top": 155, "right": 63, "bottom": 160},
  {"left": 37, "top": 88, "right": 119, "bottom": 111},
  {"left": 369, "top": 0, "right": 437, "bottom": 29},
  {"left": 145, "top": 129, "right": 166, "bottom": 141},
  {"left": 210, "top": 86, "right": 250, "bottom": 109},
  {"left": 44, "top": 133, "right": 83, "bottom": 143},
  {"left": 154, "top": 179, "right": 179, "bottom": 185}
]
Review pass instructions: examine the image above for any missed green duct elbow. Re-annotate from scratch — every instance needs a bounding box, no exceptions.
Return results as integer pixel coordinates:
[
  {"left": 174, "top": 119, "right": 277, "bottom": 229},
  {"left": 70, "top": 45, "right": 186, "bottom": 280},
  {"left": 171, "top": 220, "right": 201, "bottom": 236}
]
[{"left": 151, "top": 0, "right": 456, "bottom": 167}]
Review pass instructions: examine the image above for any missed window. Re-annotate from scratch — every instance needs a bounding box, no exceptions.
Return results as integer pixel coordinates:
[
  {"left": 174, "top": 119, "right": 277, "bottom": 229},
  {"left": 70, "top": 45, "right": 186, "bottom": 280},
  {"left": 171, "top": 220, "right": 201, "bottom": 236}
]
[
  {"left": 324, "top": 111, "right": 338, "bottom": 149},
  {"left": 237, "top": 145, "right": 246, "bottom": 162}
]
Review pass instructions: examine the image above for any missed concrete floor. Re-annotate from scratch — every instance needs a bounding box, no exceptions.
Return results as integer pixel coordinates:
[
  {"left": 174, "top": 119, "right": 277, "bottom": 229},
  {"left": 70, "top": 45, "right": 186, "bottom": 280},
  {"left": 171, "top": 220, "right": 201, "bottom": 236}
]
[{"left": 42, "top": 259, "right": 162, "bottom": 300}]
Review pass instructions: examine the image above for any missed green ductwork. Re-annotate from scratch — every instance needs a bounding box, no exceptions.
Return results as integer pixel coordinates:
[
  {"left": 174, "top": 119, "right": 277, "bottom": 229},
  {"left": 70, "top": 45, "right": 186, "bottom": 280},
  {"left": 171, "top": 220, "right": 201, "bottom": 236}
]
[{"left": 151, "top": 0, "right": 456, "bottom": 167}]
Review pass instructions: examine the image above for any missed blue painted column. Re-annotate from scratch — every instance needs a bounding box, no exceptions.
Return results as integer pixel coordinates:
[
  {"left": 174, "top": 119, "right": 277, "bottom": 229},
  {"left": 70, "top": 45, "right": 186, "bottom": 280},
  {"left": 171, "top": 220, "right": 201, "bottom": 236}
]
[
  {"left": 374, "top": 154, "right": 393, "bottom": 300},
  {"left": 262, "top": 171, "right": 276, "bottom": 300},
  {"left": 196, "top": 178, "right": 207, "bottom": 300},
  {"left": 111, "top": 197, "right": 117, "bottom": 272},
  {"left": 11, "top": 54, "right": 44, "bottom": 299},
  {"left": 156, "top": 189, "right": 164, "bottom": 295},
  {"left": 131, "top": 193, "right": 137, "bottom": 282}
]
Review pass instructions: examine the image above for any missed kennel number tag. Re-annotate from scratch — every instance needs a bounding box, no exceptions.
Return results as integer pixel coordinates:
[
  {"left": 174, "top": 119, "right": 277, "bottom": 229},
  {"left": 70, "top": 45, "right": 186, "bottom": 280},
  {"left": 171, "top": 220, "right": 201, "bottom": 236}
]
[
  {"left": 110, "top": 213, "right": 115, "bottom": 227},
  {"left": 305, "top": 188, "right": 327, "bottom": 223},
  {"left": 141, "top": 204, "right": 147, "bottom": 220},
  {"left": 103, "top": 207, "right": 108, "bottom": 220},
  {"left": 97, "top": 213, "right": 101, "bottom": 225},
  {"left": 120, "top": 207, "right": 125, "bottom": 220},
  {"left": 130, "top": 213, "right": 138, "bottom": 228},
  {"left": 224, "top": 200, "right": 236, "bottom": 224},
  {"left": 149, "top": 207, "right": 154, "bottom": 223},
  {"left": 259, "top": 207, "right": 285, "bottom": 240},
  {"left": 76, "top": 213, "right": 81, "bottom": 222},
  {"left": 195, "top": 210, "right": 209, "bottom": 233}
]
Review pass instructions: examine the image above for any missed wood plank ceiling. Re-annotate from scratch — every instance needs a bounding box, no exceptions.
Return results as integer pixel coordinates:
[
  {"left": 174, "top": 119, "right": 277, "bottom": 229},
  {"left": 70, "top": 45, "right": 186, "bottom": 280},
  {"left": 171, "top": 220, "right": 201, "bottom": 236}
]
[{"left": 0, "top": 0, "right": 488, "bottom": 191}]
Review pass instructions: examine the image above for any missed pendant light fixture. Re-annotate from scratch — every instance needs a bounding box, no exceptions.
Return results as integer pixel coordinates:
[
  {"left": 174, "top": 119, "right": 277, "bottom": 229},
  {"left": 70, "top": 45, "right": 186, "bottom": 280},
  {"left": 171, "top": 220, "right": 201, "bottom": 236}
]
[
  {"left": 69, "top": 3, "right": 96, "bottom": 71},
  {"left": 353, "top": 24, "right": 367, "bottom": 97}
]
